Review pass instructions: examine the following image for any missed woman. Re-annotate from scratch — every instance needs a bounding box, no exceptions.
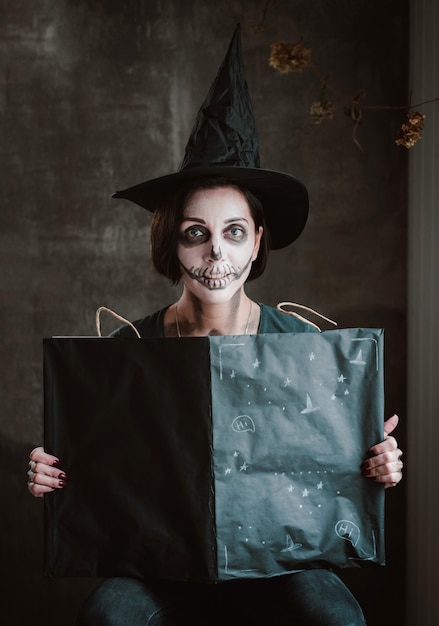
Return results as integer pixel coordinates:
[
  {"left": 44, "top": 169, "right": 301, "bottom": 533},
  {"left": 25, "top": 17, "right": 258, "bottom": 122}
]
[
  {"left": 28, "top": 176, "right": 402, "bottom": 626},
  {"left": 28, "top": 26, "right": 402, "bottom": 625}
]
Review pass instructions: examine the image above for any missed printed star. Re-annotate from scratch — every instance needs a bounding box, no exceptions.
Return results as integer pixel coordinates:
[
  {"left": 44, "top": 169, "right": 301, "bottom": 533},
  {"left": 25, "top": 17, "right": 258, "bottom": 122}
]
[
  {"left": 302, "top": 488, "right": 309, "bottom": 497},
  {"left": 282, "top": 377, "right": 292, "bottom": 387},
  {"left": 317, "top": 481, "right": 323, "bottom": 489},
  {"left": 344, "top": 389, "right": 349, "bottom": 396},
  {"left": 230, "top": 370, "right": 236, "bottom": 378},
  {"left": 331, "top": 394, "right": 336, "bottom": 400},
  {"left": 288, "top": 485, "right": 294, "bottom": 493},
  {"left": 233, "top": 451, "right": 239, "bottom": 457},
  {"left": 239, "top": 462, "right": 248, "bottom": 472},
  {"left": 252, "top": 358, "right": 261, "bottom": 368},
  {"left": 309, "top": 352, "right": 316, "bottom": 361},
  {"left": 337, "top": 374, "right": 347, "bottom": 383},
  {"left": 225, "top": 468, "right": 232, "bottom": 475}
]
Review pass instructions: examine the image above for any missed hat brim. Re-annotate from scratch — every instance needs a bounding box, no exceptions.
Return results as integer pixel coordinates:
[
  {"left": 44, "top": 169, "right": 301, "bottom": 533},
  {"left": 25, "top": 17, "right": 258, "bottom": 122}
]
[{"left": 112, "top": 166, "right": 308, "bottom": 250}]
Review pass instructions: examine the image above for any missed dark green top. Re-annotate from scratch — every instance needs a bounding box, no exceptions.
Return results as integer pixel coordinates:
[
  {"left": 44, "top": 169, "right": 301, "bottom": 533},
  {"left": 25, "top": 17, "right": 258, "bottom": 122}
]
[{"left": 111, "top": 303, "right": 317, "bottom": 338}]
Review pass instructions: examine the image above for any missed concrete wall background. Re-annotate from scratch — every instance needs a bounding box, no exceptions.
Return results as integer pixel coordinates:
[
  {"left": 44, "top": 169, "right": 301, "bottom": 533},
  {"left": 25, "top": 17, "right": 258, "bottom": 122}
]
[{"left": 0, "top": 1, "right": 407, "bottom": 624}]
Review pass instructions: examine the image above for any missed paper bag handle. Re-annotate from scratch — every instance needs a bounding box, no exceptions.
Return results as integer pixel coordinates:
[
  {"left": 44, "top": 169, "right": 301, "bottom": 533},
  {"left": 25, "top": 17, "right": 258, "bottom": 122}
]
[
  {"left": 276, "top": 302, "right": 337, "bottom": 332},
  {"left": 96, "top": 303, "right": 335, "bottom": 337},
  {"left": 95, "top": 306, "right": 141, "bottom": 338}
]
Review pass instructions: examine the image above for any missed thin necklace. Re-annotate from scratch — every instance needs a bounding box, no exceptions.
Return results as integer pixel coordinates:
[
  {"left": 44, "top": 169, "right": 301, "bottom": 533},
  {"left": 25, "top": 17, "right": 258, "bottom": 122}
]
[
  {"left": 174, "top": 301, "right": 253, "bottom": 338},
  {"left": 174, "top": 303, "right": 181, "bottom": 337},
  {"left": 244, "top": 300, "right": 253, "bottom": 335}
]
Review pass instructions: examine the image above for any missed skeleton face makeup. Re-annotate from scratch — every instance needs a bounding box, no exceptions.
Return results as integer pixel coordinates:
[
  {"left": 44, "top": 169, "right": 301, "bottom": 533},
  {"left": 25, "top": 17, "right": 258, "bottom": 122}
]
[{"left": 177, "top": 187, "right": 262, "bottom": 305}]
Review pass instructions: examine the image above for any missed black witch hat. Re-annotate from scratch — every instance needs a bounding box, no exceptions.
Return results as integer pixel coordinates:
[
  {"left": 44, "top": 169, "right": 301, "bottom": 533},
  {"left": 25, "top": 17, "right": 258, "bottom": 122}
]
[{"left": 112, "top": 24, "right": 308, "bottom": 249}]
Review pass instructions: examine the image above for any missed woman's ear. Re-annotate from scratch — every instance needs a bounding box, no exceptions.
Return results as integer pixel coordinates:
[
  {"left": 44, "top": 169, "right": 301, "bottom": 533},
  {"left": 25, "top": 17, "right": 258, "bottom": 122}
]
[{"left": 252, "top": 226, "right": 263, "bottom": 261}]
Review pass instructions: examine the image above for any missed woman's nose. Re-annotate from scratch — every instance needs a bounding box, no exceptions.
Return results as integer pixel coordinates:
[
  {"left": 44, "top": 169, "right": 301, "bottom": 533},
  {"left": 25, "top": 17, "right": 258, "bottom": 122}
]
[{"left": 209, "top": 243, "right": 223, "bottom": 261}]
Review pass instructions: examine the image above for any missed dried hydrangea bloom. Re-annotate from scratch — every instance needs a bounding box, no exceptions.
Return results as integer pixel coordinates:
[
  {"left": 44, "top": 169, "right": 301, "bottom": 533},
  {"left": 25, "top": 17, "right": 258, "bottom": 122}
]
[
  {"left": 395, "top": 110, "right": 426, "bottom": 148},
  {"left": 407, "top": 111, "right": 426, "bottom": 128},
  {"left": 310, "top": 100, "right": 335, "bottom": 124},
  {"left": 269, "top": 41, "right": 312, "bottom": 73}
]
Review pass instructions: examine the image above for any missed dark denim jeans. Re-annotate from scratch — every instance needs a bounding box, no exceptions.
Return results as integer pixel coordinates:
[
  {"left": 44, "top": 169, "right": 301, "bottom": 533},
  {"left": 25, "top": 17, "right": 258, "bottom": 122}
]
[{"left": 75, "top": 570, "right": 367, "bottom": 625}]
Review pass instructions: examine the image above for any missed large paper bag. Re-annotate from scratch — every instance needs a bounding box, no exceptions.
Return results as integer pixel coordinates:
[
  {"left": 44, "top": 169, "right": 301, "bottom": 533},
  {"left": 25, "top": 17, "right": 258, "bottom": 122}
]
[{"left": 44, "top": 328, "right": 385, "bottom": 581}]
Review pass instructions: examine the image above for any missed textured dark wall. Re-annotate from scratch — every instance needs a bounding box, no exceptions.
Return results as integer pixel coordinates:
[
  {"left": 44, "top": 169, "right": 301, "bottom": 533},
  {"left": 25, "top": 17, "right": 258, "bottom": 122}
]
[{"left": 1, "top": 1, "right": 407, "bottom": 624}]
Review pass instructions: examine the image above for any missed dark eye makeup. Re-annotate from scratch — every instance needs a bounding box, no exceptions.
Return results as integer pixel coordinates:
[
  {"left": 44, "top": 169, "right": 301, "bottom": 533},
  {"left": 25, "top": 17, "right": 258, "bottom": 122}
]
[
  {"left": 180, "top": 225, "right": 209, "bottom": 244},
  {"left": 180, "top": 222, "right": 249, "bottom": 246}
]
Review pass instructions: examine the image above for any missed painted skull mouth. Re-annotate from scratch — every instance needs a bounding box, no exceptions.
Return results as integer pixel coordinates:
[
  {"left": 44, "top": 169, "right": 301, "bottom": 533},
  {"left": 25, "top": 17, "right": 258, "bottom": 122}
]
[
  {"left": 191, "top": 264, "right": 234, "bottom": 279},
  {"left": 198, "top": 276, "right": 233, "bottom": 289},
  {"left": 179, "top": 255, "right": 253, "bottom": 291},
  {"left": 188, "top": 268, "right": 236, "bottom": 289},
  {"left": 181, "top": 264, "right": 236, "bottom": 289}
]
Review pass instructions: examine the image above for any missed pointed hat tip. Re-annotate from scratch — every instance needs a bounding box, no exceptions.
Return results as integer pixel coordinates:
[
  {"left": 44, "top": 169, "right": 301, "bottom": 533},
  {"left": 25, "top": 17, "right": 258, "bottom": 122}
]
[{"left": 180, "top": 20, "right": 258, "bottom": 171}]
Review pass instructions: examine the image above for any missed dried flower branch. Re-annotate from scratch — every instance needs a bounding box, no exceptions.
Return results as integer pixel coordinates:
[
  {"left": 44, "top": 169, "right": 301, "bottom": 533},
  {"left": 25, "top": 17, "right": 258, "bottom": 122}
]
[
  {"left": 269, "top": 40, "right": 312, "bottom": 73},
  {"left": 310, "top": 85, "right": 335, "bottom": 124},
  {"left": 310, "top": 100, "right": 335, "bottom": 124},
  {"left": 250, "top": 1, "right": 439, "bottom": 151},
  {"left": 395, "top": 110, "right": 426, "bottom": 148},
  {"left": 343, "top": 92, "right": 366, "bottom": 151}
]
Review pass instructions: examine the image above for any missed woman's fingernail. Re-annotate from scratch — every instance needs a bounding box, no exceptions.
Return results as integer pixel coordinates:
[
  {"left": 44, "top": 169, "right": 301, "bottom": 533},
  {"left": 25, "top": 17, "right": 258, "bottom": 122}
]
[
  {"left": 58, "top": 472, "right": 67, "bottom": 480},
  {"left": 363, "top": 469, "right": 373, "bottom": 477},
  {"left": 59, "top": 480, "right": 67, "bottom": 488},
  {"left": 52, "top": 459, "right": 60, "bottom": 466}
]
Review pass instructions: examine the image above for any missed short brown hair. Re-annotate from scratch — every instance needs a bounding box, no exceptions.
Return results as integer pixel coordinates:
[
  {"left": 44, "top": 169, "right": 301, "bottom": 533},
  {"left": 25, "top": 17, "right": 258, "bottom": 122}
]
[{"left": 150, "top": 177, "right": 271, "bottom": 285}]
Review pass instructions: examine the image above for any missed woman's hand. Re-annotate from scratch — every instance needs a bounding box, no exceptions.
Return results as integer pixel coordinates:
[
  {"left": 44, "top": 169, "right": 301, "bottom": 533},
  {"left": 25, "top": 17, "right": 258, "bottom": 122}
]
[
  {"left": 27, "top": 446, "right": 67, "bottom": 498},
  {"left": 361, "top": 414, "right": 403, "bottom": 488}
]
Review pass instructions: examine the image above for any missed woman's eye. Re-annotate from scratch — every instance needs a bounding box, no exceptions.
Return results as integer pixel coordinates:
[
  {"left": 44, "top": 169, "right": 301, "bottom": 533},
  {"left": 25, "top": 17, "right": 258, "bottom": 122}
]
[
  {"left": 226, "top": 225, "right": 247, "bottom": 241},
  {"left": 182, "top": 226, "right": 208, "bottom": 242},
  {"left": 188, "top": 227, "right": 203, "bottom": 238}
]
